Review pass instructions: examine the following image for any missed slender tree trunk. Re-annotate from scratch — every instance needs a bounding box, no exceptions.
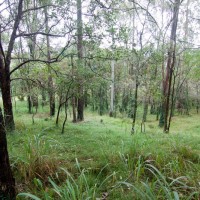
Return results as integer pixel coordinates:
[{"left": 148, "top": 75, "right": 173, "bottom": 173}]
[
  {"left": 72, "top": 97, "right": 77, "bottom": 122},
  {"left": 196, "top": 84, "right": 199, "bottom": 114},
  {"left": 142, "top": 96, "right": 149, "bottom": 123},
  {"left": 109, "top": 60, "right": 115, "bottom": 117},
  {"left": 45, "top": 7, "right": 55, "bottom": 117},
  {"left": 163, "top": 0, "right": 180, "bottom": 132},
  {"left": 27, "top": 95, "right": 32, "bottom": 113},
  {"left": 131, "top": 79, "right": 139, "bottom": 134},
  {"left": 168, "top": 71, "right": 176, "bottom": 130},
  {"left": 99, "top": 86, "right": 103, "bottom": 116},
  {"left": 159, "top": 104, "right": 164, "bottom": 127},
  {"left": 76, "top": 0, "right": 84, "bottom": 121},
  {"left": 0, "top": 108, "right": 16, "bottom": 199}
]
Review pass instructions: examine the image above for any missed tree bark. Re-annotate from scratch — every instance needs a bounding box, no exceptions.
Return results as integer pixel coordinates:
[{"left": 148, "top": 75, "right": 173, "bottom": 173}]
[
  {"left": 0, "top": 0, "right": 23, "bottom": 131},
  {"left": 0, "top": 53, "right": 15, "bottom": 131},
  {"left": 131, "top": 79, "right": 139, "bottom": 134},
  {"left": 142, "top": 96, "right": 149, "bottom": 123},
  {"left": 0, "top": 108, "right": 16, "bottom": 200},
  {"left": 76, "top": 0, "right": 84, "bottom": 121},
  {"left": 109, "top": 60, "right": 115, "bottom": 117},
  {"left": 44, "top": 7, "right": 55, "bottom": 117},
  {"left": 163, "top": 0, "right": 180, "bottom": 132}
]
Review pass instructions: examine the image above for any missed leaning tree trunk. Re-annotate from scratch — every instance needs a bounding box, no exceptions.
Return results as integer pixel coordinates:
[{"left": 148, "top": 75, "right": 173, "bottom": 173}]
[
  {"left": 163, "top": 0, "right": 181, "bottom": 132},
  {"left": 0, "top": 108, "right": 16, "bottom": 200},
  {"left": 0, "top": 0, "right": 23, "bottom": 131}
]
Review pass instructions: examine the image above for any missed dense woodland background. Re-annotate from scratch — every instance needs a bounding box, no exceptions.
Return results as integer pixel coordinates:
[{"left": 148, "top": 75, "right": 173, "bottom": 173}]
[{"left": 0, "top": 0, "right": 200, "bottom": 199}]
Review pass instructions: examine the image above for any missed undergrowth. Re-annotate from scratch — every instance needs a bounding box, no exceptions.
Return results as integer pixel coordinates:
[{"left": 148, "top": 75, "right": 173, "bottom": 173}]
[{"left": 6, "top": 105, "right": 200, "bottom": 199}]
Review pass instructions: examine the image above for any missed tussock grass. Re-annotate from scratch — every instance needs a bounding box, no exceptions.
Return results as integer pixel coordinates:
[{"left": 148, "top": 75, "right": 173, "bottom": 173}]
[{"left": 6, "top": 101, "right": 200, "bottom": 199}]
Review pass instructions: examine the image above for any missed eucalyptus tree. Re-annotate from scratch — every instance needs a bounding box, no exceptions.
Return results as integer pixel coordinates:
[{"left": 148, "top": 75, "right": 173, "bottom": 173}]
[
  {"left": 0, "top": 0, "right": 74, "bottom": 130},
  {"left": 162, "top": 0, "right": 182, "bottom": 132},
  {"left": 87, "top": 0, "right": 131, "bottom": 117},
  {"left": 44, "top": 2, "right": 55, "bottom": 116},
  {"left": 0, "top": 108, "right": 15, "bottom": 199},
  {"left": 0, "top": 1, "right": 74, "bottom": 198},
  {"left": 76, "top": 0, "right": 84, "bottom": 121},
  {"left": 128, "top": 0, "right": 157, "bottom": 133}
]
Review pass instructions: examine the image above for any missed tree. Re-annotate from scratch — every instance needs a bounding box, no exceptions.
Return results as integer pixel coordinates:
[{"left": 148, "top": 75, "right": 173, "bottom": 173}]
[
  {"left": 0, "top": 0, "right": 73, "bottom": 130},
  {"left": 44, "top": 5, "right": 56, "bottom": 116},
  {"left": 76, "top": 0, "right": 84, "bottom": 121},
  {"left": 0, "top": 0, "right": 23, "bottom": 130},
  {"left": 163, "top": 0, "right": 181, "bottom": 132},
  {"left": 0, "top": 108, "right": 15, "bottom": 199}
]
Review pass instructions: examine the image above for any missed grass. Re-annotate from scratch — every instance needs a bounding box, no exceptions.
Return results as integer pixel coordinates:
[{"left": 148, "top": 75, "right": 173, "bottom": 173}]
[{"left": 5, "top": 100, "right": 200, "bottom": 199}]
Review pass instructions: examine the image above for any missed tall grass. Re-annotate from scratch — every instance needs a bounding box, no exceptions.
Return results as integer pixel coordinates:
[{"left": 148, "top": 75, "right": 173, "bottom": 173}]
[
  {"left": 7, "top": 103, "right": 200, "bottom": 199},
  {"left": 18, "top": 159, "right": 115, "bottom": 200},
  {"left": 118, "top": 163, "right": 199, "bottom": 200}
]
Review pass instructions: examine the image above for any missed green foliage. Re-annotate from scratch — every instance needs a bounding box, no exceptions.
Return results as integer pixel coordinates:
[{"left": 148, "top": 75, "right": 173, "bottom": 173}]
[{"left": 7, "top": 102, "right": 200, "bottom": 199}]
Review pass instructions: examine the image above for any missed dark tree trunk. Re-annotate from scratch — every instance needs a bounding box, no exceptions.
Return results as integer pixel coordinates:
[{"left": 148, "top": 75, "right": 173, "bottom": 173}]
[
  {"left": 0, "top": 0, "right": 23, "bottom": 131},
  {"left": 56, "top": 94, "right": 63, "bottom": 125},
  {"left": 131, "top": 79, "right": 139, "bottom": 134},
  {"left": 0, "top": 56, "right": 15, "bottom": 131},
  {"left": 76, "top": 0, "right": 84, "bottom": 121},
  {"left": 49, "top": 89, "right": 55, "bottom": 116},
  {"left": 99, "top": 86, "right": 103, "bottom": 116},
  {"left": 27, "top": 95, "right": 32, "bottom": 114},
  {"left": 142, "top": 97, "right": 148, "bottom": 123},
  {"left": 196, "top": 85, "right": 199, "bottom": 114},
  {"left": 0, "top": 108, "right": 16, "bottom": 200},
  {"left": 163, "top": 0, "right": 180, "bottom": 132},
  {"left": 156, "top": 105, "right": 160, "bottom": 121},
  {"left": 72, "top": 97, "right": 77, "bottom": 123},
  {"left": 84, "top": 90, "right": 88, "bottom": 108},
  {"left": 77, "top": 91, "right": 84, "bottom": 121},
  {"left": 159, "top": 104, "right": 164, "bottom": 127},
  {"left": 0, "top": 80, "right": 15, "bottom": 131}
]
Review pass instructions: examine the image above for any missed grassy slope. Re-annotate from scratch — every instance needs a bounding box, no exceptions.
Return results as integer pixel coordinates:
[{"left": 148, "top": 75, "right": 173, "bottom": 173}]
[{"left": 6, "top": 101, "right": 200, "bottom": 199}]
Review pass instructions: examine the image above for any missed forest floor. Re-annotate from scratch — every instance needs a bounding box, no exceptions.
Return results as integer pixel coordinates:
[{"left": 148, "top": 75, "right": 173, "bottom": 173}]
[{"left": 6, "top": 101, "right": 200, "bottom": 199}]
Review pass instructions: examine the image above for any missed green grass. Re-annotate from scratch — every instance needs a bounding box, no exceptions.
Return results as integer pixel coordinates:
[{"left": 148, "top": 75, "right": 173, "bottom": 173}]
[{"left": 6, "top": 100, "right": 200, "bottom": 199}]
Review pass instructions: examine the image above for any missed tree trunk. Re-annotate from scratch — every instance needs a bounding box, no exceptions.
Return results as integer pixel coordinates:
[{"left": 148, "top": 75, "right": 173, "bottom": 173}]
[
  {"left": 196, "top": 84, "right": 199, "bottom": 114},
  {"left": 109, "top": 60, "right": 115, "bottom": 117},
  {"left": 0, "top": 56, "right": 15, "bottom": 131},
  {"left": 142, "top": 96, "right": 149, "bottom": 123},
  {"left": 27, "top": 95, "right": 32, "bottom": 114},
  {"left": 159, "top": 104, "right": 164, "bottom": 127},
  {"left": 72, "top": 97, "right": 77, "bottom": 123},
  {"left": 0, "top": 108, "right": 16, "bottom": 199},
  {"left": 131, "top": 79, "right": 139, "bottom": 133},
  {"left": 163, "top": 0, "right": 181, "bottom": 132},
  {"left": 99, "top": 86, "right": 103, "bottom": 116},
  {"left": 0, "top": 0, "right": 23, "bottom": 131},
  {"left": 76, "top": 0, "right": 84, "bottom": 121},
  {"left": 44, "top": 7, "right": 55, "bottom": 117}
]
